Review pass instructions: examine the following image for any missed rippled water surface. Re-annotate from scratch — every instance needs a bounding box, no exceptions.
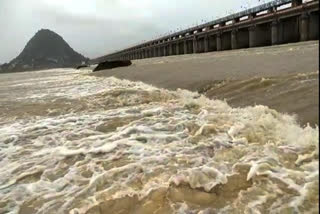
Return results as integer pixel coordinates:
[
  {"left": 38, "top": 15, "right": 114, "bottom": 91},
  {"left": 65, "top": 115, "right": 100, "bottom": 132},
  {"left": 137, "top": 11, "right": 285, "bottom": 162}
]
[{"left": 0, "top": 69, "right": 318, "bottom": 214}]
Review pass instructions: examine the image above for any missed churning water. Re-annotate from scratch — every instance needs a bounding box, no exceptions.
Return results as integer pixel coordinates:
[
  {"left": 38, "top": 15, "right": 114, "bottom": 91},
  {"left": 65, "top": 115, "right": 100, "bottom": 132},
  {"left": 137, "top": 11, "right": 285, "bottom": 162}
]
[{"left": 0, "top": 69, "right": 318, "bottom": 214}]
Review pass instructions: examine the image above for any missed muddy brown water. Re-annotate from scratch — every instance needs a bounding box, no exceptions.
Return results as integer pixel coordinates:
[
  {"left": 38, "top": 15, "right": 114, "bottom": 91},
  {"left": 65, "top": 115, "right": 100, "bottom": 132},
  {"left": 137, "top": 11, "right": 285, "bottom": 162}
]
[{"left": 0, "top": 42, "right": 318, "bottom": 214}]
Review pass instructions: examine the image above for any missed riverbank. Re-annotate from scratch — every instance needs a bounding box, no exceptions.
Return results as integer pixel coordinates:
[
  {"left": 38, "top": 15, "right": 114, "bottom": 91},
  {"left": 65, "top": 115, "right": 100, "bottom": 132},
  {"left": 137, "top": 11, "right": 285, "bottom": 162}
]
[{"left": 91, "top": 41, "right": 319, "bottom": 126}]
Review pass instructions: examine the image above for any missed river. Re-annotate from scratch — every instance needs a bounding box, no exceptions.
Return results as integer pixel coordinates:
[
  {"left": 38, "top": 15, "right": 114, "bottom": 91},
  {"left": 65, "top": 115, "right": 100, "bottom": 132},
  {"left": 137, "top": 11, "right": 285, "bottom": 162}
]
[{"left": 0, "top": 69, "right": 318, "bottom": 214}]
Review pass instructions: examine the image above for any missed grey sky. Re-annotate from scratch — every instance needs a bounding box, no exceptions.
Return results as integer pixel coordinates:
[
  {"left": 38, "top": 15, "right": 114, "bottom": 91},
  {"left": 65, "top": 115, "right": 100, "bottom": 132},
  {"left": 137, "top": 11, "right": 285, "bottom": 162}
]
[{"left": 0, "top": 0, "right": 270, "bottom": 63}]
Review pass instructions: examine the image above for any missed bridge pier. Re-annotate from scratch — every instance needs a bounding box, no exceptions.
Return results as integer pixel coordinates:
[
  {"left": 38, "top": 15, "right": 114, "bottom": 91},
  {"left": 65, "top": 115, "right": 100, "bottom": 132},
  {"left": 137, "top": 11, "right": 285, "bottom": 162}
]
[
  {"left": 216, "top": 33, "right": 222, "bottom": 51},
  {"left": 231, "top": 29, "right": 238, "bottom": 50},
  {"left": 204, "top": 35, "right": 209, "bottom": 52},
  {"left": 196, "top": 37, "right": 204, "bottom": 53},
  {"left": 271, "top": 20, "right": 279, "bottom": 45},
  {"left": 300, "top": 12, "right": 309, "bottom": 41},
  {"left": 145, "top": 49, "right": 148, "bottom": 58},
  {"left": 183, "top": 40, "right": 188, "bottom": 54},
  {"left": 193, "top": 37, "right": 198, "bottom": 53},
  {"left": 169, "top": 44, "right": 173, "bottom": 55},
  {"left": 249, "top": 26, "right": 256, "bottom": 47},
  {"left": 148, "top": 49, "right": 151, "bottom": 58},
  {"left": 153, "top": 48, "right": 156, "bottom": 58},
  {"left": 209, "top": 35, "right": 217, "bottom": 51},
  {"left": 176, "top": 42, "right": 180, "bottom": 55},
  {"left": 179, "top": 42, "right": 184, "bottom": 54},
  {"left": 172, "top": 43, "right": 177, "bottom": 55}
]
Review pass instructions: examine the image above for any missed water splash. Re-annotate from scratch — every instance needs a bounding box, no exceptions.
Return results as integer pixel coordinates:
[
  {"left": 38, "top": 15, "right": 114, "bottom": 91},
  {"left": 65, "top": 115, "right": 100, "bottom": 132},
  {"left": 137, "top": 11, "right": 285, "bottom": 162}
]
[{"left": 0, "top": 69, "right": 318, "bottom": 214}]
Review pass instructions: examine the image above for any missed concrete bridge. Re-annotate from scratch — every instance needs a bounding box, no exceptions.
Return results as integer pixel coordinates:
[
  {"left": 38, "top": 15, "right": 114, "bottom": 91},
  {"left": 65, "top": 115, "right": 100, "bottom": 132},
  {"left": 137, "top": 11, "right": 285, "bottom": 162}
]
[{"left": 92, "top": 0, "right": 319, "bottom": 63}]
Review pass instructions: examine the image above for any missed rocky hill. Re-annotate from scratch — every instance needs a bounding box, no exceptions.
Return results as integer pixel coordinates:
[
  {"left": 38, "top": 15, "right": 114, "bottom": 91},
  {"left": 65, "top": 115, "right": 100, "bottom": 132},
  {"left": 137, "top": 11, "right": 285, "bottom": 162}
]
[{"left": 0, "top": 29, "right": 88, "bottom": 72}]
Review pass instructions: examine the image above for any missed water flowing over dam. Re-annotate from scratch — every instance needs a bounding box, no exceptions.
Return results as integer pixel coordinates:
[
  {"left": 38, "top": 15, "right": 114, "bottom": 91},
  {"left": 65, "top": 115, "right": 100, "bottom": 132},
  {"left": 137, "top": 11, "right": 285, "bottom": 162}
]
[{"left": 0, "top": 69, "right": 318, "bottom": 213}]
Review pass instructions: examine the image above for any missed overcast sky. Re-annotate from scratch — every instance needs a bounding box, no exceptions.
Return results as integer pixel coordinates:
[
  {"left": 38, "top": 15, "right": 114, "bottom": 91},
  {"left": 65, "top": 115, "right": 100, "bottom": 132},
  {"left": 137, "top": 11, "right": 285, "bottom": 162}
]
[{"left": 0, "top": 0, "right": 271, "bottom": 63}]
